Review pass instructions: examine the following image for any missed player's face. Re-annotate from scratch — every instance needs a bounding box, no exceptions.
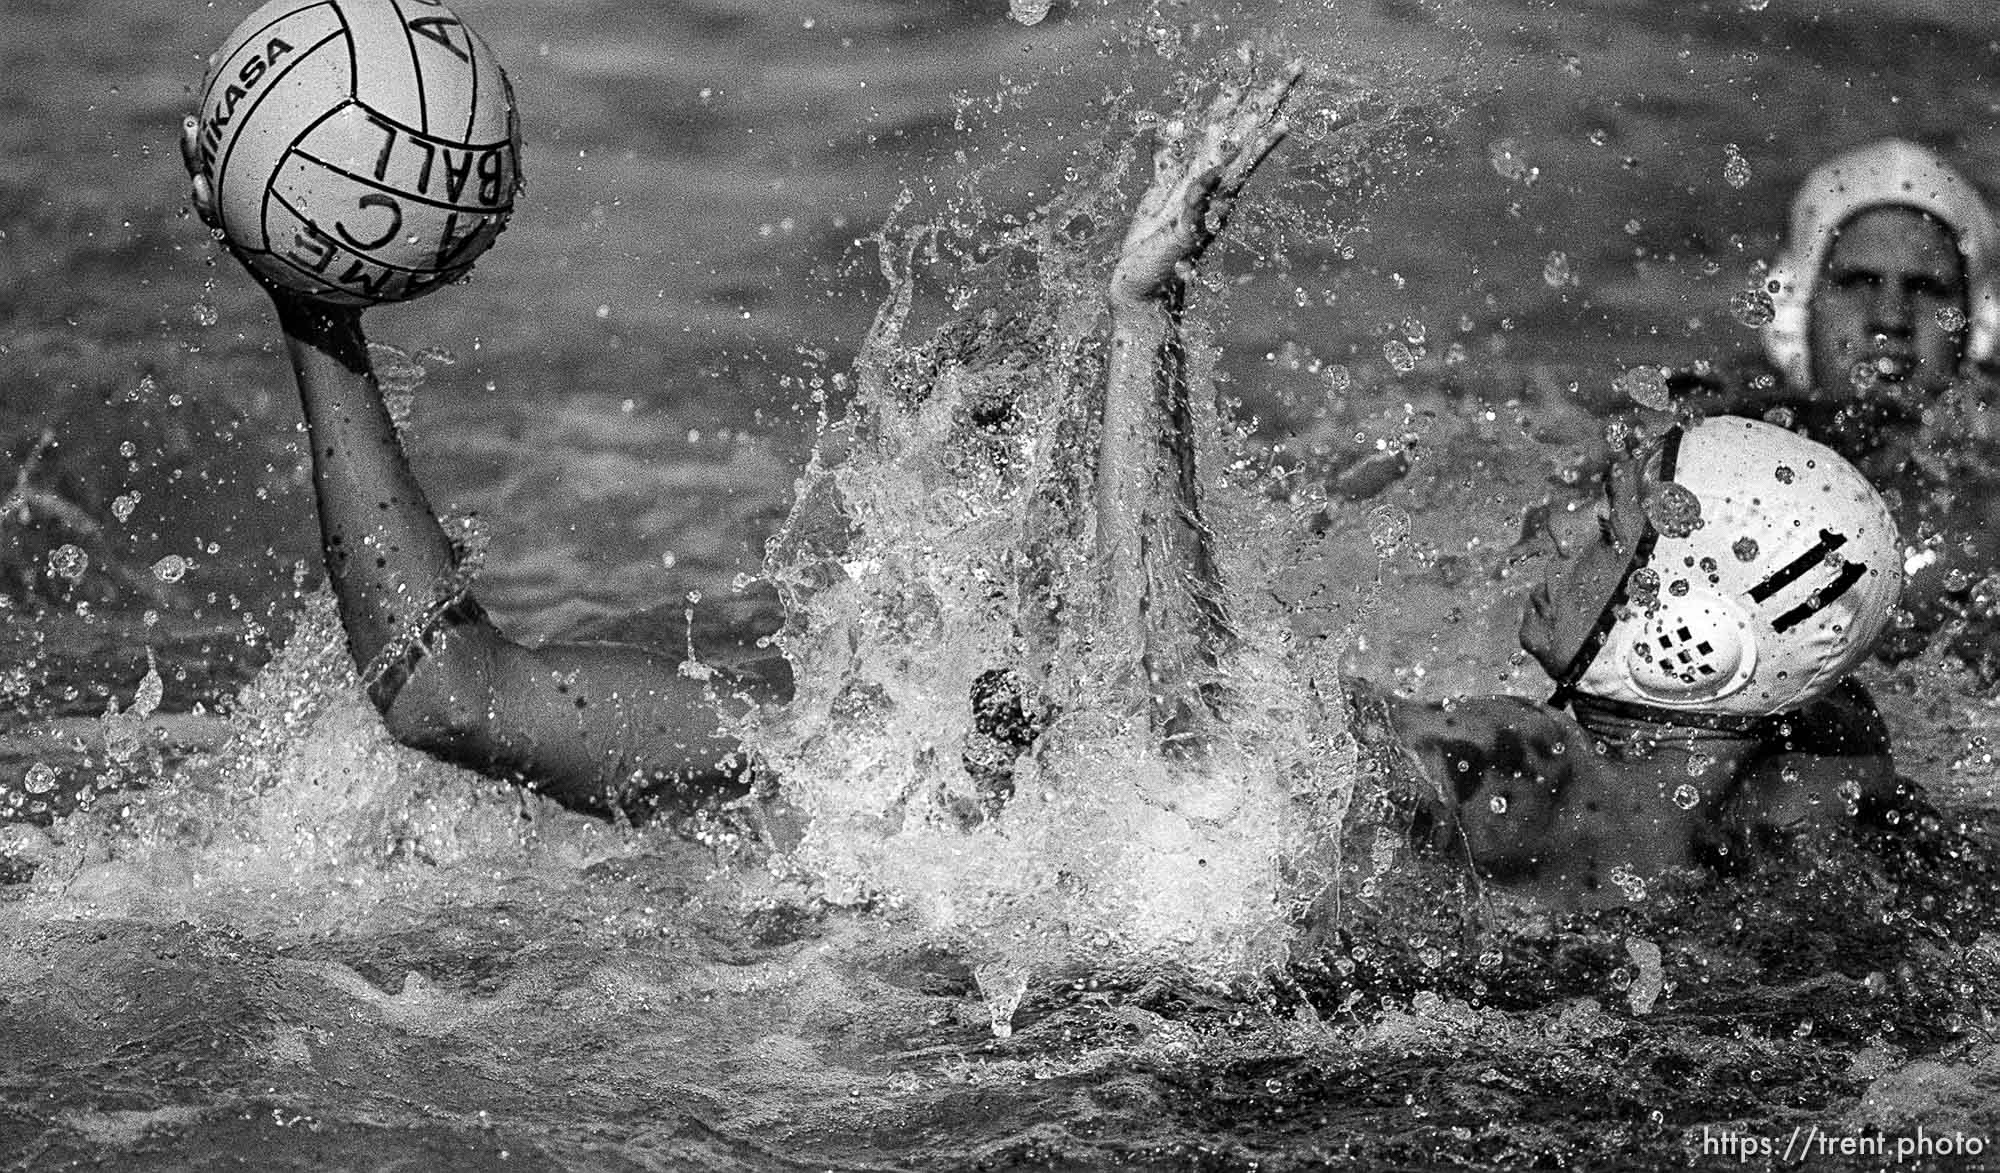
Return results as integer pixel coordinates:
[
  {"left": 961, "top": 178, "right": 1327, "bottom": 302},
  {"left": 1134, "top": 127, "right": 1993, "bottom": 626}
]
[
  {"left": 1518, "top": 459, "right": 1650, "bottom": 682},
  {"left": 1806, "top": 207, "right": 1968, "bottom": 402}
]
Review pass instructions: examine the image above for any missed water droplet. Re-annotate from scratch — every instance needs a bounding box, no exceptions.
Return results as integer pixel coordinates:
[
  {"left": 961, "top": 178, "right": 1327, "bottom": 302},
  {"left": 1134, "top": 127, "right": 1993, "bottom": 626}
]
[
  {"left": 152, "top": 554, "right": 189, "bottom": 583},
  {"left": 1487, "top": 138, "right": 1529, "bottom": 182},
  {"left": 1613, "top": 365, "right": 1670, "bottom": 409},
  {"left": 1722, "top": 144, "right": 1751, "bottom": 189},
  {"left": 47, "top": 545, "right": 88, "bottom": 581},
  {"left": 132, "top": 650, "right": 164, "bottom": 720},
  {"left": 1367, "top": 504, "right": 1412, "bottom": 556},
  {"left": 1542, "top": 251, "right": 1575, "bottom": 288},
  {"left": 1628, "top": 566, "right": 1661, "bottom": 605},
  {"left": 24, "top": 762, "right": 58, "bottom": 794},
  {"left": 1729, "top": 287, "right": 1775, "bottom": 327},
  {"left": 1645, "top": 482, "right": 1702, "bottom": 538}
]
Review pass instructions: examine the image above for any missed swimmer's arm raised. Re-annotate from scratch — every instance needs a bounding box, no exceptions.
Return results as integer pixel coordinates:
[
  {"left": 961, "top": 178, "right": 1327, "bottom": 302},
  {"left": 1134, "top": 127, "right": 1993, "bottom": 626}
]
[{"left": 1097, "top": 66, "right": 1301, "bottom": 729}]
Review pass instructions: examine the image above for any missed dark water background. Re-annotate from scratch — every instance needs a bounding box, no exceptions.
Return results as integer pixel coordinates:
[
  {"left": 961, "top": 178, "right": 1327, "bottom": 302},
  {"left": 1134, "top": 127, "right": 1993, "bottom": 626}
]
[{"left": 5, "top": 0, "right": 2000, "bottom": 1169}]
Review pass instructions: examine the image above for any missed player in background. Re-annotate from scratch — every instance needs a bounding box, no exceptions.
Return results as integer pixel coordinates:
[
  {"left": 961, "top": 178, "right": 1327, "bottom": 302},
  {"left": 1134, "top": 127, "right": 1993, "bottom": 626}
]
[{"left": 1679, "top": 140, "right": 2000, "bottom": 676}]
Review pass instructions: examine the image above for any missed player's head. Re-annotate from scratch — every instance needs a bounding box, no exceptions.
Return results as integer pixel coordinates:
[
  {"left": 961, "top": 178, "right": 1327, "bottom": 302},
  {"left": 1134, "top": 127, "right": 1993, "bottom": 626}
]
[
  {"left": 1764, "top": 139, "right": 1997, "bottom": 400},
  {"left": 1525, "top": 416, "right": 1902, "bottom": 720}
]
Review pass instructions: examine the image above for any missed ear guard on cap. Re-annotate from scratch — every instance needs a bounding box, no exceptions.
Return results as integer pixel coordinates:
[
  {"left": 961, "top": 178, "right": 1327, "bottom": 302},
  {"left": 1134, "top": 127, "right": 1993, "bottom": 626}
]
[{"left": 1614, "top": 591, "right": 1758, "bottom": 705}]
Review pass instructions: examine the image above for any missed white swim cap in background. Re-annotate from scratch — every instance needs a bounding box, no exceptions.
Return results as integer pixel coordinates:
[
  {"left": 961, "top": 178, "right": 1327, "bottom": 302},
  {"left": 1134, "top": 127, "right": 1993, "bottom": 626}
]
[
  {"left": 1764, "top": 138, "right": 2000, "bottom": 388},
  {"left": 1566, "top": 416, "right": 1903, "bottom": 718}
]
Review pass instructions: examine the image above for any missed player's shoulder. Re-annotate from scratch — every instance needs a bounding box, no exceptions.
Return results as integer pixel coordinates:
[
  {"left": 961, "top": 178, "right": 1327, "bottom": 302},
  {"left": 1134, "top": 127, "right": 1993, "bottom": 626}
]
[{"left": 1773, "top": 675, "right": 1891, "bottom": 757}]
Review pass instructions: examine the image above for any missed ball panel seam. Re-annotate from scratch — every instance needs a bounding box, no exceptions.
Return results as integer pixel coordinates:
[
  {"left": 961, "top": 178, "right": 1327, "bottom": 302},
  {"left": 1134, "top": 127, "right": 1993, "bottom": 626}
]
[{"left": 212, "top": 25, "right": 352, "bottom": 247}]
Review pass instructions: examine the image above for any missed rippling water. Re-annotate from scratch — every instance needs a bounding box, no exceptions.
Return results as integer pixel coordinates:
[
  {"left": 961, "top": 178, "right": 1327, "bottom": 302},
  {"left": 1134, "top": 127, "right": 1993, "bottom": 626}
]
[{"left": 6, "top": 0, "right": 2000, "bottom": 1168}]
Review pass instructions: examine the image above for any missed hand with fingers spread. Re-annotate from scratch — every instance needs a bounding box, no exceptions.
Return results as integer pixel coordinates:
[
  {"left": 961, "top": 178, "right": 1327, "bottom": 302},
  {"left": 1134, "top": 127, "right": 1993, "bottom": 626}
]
[{"left": 1110, "top": 61, "right": 1307, "bottom": 309}]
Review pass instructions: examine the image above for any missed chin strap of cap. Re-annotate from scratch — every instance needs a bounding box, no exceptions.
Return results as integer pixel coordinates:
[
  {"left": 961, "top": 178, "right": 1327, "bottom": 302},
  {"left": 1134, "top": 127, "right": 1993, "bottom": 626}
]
[
  {"left": 1547, "top": 426, "right": 1682, "bottom": 711},
  {"left": 1566, "top": 692, "right": 1779, "bottom": 738}
]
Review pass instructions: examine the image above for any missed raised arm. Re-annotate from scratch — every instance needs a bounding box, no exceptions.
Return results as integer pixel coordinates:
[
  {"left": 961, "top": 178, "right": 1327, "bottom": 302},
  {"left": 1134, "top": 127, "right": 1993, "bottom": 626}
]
[
  {"left": 181, "top": 118, "right": 785, "bottom": 818},
  {"left": 1096, "top": 66, "right": 1302, "bottom": 743}
]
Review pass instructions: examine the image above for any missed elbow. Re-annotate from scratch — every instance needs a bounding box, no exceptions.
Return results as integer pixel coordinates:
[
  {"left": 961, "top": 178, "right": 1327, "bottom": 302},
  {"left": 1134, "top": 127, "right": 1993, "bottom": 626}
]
[{"left": 375, "top": 626, "right": 502, "bottom": 760}]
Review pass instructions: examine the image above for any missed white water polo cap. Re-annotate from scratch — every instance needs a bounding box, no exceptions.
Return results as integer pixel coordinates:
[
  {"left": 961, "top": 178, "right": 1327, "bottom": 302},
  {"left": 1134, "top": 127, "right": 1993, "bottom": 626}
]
[
  {"left": 1562, "top": 417, "right": 1902, "bottom": 718},
  {"left": 1764, "top": 138, "right": 2000, "bottom": 387}
]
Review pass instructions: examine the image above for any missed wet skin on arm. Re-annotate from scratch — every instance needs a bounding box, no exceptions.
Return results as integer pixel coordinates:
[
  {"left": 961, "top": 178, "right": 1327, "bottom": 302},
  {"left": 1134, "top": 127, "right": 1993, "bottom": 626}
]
[{"left": 181, "top": 115, "right": 789, "bottom": 818}]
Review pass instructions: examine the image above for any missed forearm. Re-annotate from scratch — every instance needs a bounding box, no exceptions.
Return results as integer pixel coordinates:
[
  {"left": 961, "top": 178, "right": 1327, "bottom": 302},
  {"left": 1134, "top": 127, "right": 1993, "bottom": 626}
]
[
  {"left": 1091, "top": 70, "right": 1300, "bottom": 724},
  {"left": 392, "top": 633, "right": 768, "bottom": 814},
  {"left": 1096, "top": 287, "right": 1177, "bottom": 664},
  {"left": 277, "top": 299, "right": 461, "bottom": 674},
  {"left": 272, "top": 300, "right": 765, "bottom": 809}
]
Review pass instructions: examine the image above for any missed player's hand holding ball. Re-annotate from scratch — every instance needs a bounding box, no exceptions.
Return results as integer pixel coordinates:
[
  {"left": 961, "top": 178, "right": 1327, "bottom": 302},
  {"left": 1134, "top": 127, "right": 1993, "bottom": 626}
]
[{"left": 182, "top": 0, "right": 522, "bottom": 308}]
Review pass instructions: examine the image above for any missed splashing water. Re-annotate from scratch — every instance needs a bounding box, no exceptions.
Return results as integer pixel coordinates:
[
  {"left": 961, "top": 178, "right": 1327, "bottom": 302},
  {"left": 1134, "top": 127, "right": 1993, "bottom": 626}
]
[
  {"left": 743, "top": 181, "right": 1362, "bottom": 1013},
  {"left": 11, "top": 4, "right": 2000, "bottom": 1167},
  {"left": 720, "top": 53, "right": 1455, "bottom": 1014},
  {"left": 13, "top": 592, "right": 627, "bottom": 929}
]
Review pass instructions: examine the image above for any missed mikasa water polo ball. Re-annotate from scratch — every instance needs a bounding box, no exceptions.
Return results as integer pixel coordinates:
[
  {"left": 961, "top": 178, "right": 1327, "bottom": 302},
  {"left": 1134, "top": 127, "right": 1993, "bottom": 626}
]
[{"left": 194, "top": 0, "right": 522, "bottom": 305}]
